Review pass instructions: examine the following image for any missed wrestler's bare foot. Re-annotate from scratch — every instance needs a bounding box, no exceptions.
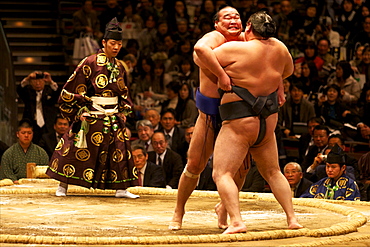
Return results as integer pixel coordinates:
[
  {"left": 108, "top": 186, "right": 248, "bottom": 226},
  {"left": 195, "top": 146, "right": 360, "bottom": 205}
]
[
  {"left": 288, "top": 218, "right": 303, "bottom": 229},
  {"left": 169, "top": 211, "right": 184, "bottom": 230},
  {"left": 222, "top": 222, "right": 247, "bottom": 234},
  {"left": 215, "top": 202, "right": 228, "bottom": 229}
]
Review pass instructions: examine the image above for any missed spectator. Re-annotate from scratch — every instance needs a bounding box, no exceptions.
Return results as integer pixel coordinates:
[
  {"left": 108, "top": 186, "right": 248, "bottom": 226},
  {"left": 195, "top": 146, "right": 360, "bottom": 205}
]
[
  {"left": 132, "top": 145, "right": 166, "bottom": 188},
  {"left": 174, "top": 83, "right": 198, "bottom": 128},
  {"left": 301, "top": 4, "right": 319, "bottom": 37},
  {"left": 167, "top": 39, "right": 194, "bottom": 73},
  {"left": 242, "top": 159, "right": 265, "bottom": 192},
  {"left": 297, "top": 60, "right": 323, "bottom": 103},
  {"left": 301, "top": 125, "right": 330, "bottom": 172},
  {"left": 336, "top": 0, "right": 360, "bottom": 44},
  {"left": 316, "top": 84, "right": 361, "bottom": 131},
  {"left": 137, "top": 13, "right": 158, "bottom": 57},
  {"left": 316, "top": 37, "right": 337, "bottom": 81},
  {"left": 357, "top": 45, "right": 370, "bottom": 84},
  {"left": 178, "top": 58, "right": 199, "bottom": 92},
  {"left": 300, "top": 144, "right": 361, "bottom": 200},
  {"left": 17, "top": 71, "right": 59, "bottom": 144},
  {"left": 172, "top": 18, "right": 193, "bottom": 44},
  {"left": 0, "top": 119, "right": 49, "bottom": 183},
  {"left": 73, "top": 0, "right": 103, "bottom": 41},
  {"left": 312, "top": 16, "right": 340, "bottom": 49},
  {"left": 121, "top": 1, "right": 144, "bottom": 47},
  {"left": 283, "top": 162, "right": 313, "bottom": 198},
  {"left": 144, "top": 108, "right": 163, "bottom": 132},
  {"left": 327, "top": 60, "right": 361, "bottom": 108},
  {"left": 178, "top": 124, "right": 194, "bottom": 165},
  {"left": 153, "top": 0, "right": 168, "bottom": 23},
  {"left": 38, "top": 115, "right": 70, "bottom": 159},
  {"left": 298, "top": 117, "right": 324, "bottom": 163},
  {"left": 131, "top": 120, "right": 155, "bottom": 152},
  {"left": 272, "top": 0, "right": 300, "bottom": 45},
  {"left": 154, "top": 21, "right": 171, "bottom": 53},
  {"left": 148, "top": 132, "right": 183, "bottom": 189},
  {"left": 99, "top": 0, "right": 123, "bottom": 34},
  {"left": 357, "top": 151, "right": 370, "bottom": 201},
  {"left": 160, "top": 81, "right": 180, "bottom": 113},
  {"left": 167, "top": 0, "right": 190, "bottom": 33},
  {"left": 159, "top": 108, "right": 185, "bottom": 155},
  {"left": 279, "top": 82, "right": 315, "bottom": 138},
  {"left": 349, "top": 45, "right": 365, "bottom": 68},
  {"left": 295, "top": 41, "right": 325, "bottom": 73}
]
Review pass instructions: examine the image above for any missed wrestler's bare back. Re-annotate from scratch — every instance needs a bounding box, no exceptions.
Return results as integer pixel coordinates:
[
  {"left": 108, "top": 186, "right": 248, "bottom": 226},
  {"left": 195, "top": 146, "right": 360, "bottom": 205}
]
[{"left": 214, "top": 37, "right": 294, "bottom": 104}]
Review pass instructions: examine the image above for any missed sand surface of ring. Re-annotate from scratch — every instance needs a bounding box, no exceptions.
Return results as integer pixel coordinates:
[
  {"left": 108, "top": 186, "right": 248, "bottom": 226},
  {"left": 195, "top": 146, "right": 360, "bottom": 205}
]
[{"left": 0, "top": 180, "right": 369, "bottom": 246}]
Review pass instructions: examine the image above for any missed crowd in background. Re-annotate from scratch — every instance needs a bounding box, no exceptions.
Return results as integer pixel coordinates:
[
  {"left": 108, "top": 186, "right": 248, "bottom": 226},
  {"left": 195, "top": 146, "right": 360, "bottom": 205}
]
[{"left": 0, "top": 0, "right": 369, "bottom": 201}]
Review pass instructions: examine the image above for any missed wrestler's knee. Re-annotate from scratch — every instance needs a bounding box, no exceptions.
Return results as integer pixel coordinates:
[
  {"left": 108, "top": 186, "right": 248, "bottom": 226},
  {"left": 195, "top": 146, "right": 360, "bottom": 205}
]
[{"left": 185, "top": 160, "right": 206, "bottom": 175}]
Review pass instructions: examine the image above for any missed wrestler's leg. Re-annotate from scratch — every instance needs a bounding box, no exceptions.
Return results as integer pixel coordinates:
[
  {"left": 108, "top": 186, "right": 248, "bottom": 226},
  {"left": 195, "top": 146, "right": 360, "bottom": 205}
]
[
  {"left": 250, "top": 115, "right": 303, "bottom": 229},
  {"left": 215, "top": 154, "right": 250, "bottom": 229},
  {"left": 213, "top": 118, "right": 258, "bottom": 234},
  {"left": 169, "top": 112, "right": 215, "bottom": 230}
]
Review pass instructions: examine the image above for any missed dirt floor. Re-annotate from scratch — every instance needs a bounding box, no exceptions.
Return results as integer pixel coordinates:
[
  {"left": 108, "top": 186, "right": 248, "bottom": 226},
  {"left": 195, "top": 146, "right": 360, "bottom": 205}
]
[{"left": 0, "top": 179, "right": 370, "bottom": 247}]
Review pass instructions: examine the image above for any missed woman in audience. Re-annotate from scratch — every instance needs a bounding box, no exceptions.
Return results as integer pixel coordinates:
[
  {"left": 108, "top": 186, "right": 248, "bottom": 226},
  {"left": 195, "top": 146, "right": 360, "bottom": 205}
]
[
  {"left": 174, "top": 83, "right": 198, "bottom": 128},
  {"left": 297, "top": 60, "right": 323, "bottom": 103},
  {"left": 327, "top": 60, "right": 361, "bottom": 110}
]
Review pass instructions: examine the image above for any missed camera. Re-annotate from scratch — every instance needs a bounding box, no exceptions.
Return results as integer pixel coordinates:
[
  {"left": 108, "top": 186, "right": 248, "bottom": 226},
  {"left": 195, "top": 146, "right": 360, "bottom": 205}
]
[
  {"left": 320, "top": 154, "right": 327, "bottom": 162},
  {"left": 35, "top": 72, "right": 45, "bottom": 79}
]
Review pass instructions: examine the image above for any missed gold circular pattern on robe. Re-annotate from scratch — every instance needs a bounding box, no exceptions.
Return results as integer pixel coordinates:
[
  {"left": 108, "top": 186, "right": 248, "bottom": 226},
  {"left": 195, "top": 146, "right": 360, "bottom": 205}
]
[
  {"left": 55, "top": 138, "right": 64, "bottom": 151},
  {"left": 62, "top": 144, "right": 70, "bottom": 156},
  {"left": 310, "top": 184, "right": 319, "bottom": 195},
  {"left": 127, "top": 150, "right": 131, "bottom": 160},
  {"left": 77, "top": 57, "right": 88, "bottom": 67},
  {"left": 96, "top": 74, "right": 108, "bottom": 88},
  {"left": 117, "top": 77, "right": 125, "bottom": 91},
  {"left": 133, "top": 167, "right": 138, "bottom": 179},
  {"left": 117, "top": 129, "right": 125, "bottom": 142},
  {"left": 61, "top": 89, "right": 74, "bottom": 102},
  {"left": 91, "top": 132, "right": 104, "bottom": 146},
  {"left": 83, "top": 168, "right": 94, "bottom": 182},
  {"left": 122, "top": 167, "right": 128, "bottom": 179},
  {"left": 314, "top": 193, "right": 325, "bottom": 199},
  {"left": 113, "top": 149, "right": 123, "bottom": 163},
  {"left": 96, "top": 53, "right": 108, "bottom": 66},
  {"left": 75, "top": 149, "right": 91, "bottom": 162},
  {"left": 123, "top": 128, "right": 130, "bottom": 141},
  {"left": 86, "top": 114, "right": 98, "bottom": 125},
  {"left": 50, "top": 158, "right": 58, "bottom": 171},
  {"left": 82, "top": 65, "right": 91, "bottom": 78},
  {"left": 101, "top": 90, "right": 114, "bottom": 97},
  {"left": 75, "top": 84, "right": 87, "bottom": 95},
  {"left": 108, "top": 170, "right": 117, "bottom": 182},
  {"left": 63, "top": 164, "right": 76, "bottom": 177},
  {"left": 337, "top": 177, "right": 348, "bottom": 189},
  {"left": 101, "top": 169, "right": 107, "bottom": 180},
  {"left": 109, "top": 133, "right": 114, "bottom": 144},
  {"left": 59, "top": 103, "right": 73, "bottom": 114},
  {"left": 67, "top": 71, "right": 76, "bottom": 82},
  {"left": 99, "top": 151, "right": 108, "bottom": 165}
]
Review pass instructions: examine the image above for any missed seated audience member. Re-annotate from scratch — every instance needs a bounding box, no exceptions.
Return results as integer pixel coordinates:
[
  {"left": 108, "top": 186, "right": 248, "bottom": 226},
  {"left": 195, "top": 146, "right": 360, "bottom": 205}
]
[
  {"left": 160, "top": 81, "right": 180, "bottom": 113},
  {"left": 131, "top": 120, "right": 154, "bottom": 152},
  {"left": 174, "top": 83, "right": 198, "bottom": 128},
  {"left": 241, "top": 159, "right": 265, "bottom": 193},
  {"left": 316, "top": 84, "right": 361, "bottom": 131},
  {"left": 327, "top": 60, "right": 361, "bottom": 110},
  {"left": 298, "top": 117, "right": 324, "bottom": 163},
  {"left": 278, "top": 82, "right": 315, "bottom": 138},
  {"left": 144, "top": 108, "right": 163, "bottom": 132},
  {"left": 357, "top": 151, "right": 370, "bottom": 201},
  {"left": 306, "top": 135, "right": 359, "bottom": 182},
  {"left": 17, "top": 71, "right": 60, "bottom": 144},
  {"left": 0, "top": 120, "right": 49, "bottom": 183},
  {"left": 300, "top": 144, "right": 361, "bottom": 201},
  {"left": 131, "top": 145, "right": 166, "bottom": 188},
  {"left": 301, "top": 125, "right": 330, "bottom": 173},
  {"left": 148, "top": 132, "right": 183, "bottom": 189},
  {"left": 39, "top": 115, "right": 70, "bottom": 158},
  {"left": 284, "top": 162, "right": 313, "bottom": 198},
  {"left": 160, "top": 108, "right": 185, "bottom": 155},
  {"left": 178, "top": 124, "right": 194, "bottom": 166}
]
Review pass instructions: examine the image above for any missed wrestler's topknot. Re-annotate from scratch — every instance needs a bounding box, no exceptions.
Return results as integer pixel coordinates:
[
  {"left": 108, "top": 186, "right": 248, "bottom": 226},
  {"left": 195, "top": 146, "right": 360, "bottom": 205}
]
[{"left": 248, "top": 11, "right": 276, "bottom": 38}]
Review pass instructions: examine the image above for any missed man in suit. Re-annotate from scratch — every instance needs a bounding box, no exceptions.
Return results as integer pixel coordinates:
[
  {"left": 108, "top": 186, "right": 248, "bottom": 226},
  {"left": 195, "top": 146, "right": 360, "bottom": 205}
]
[
  {"left": 159, "top": 109, "right": 185, "bottom": 155},
  {"left": 278, "top": 82, "right": 315, "bottom": 138},
  {"left": 17, "top": 71, "right": 60, "bottom": 144},
  {"left": 39, "top": 115, "right": 69, "bottom": 158},
  {"left": 298, "top": 117, "right": 324, "bottom": 163},
  {"left": 284, "top": 162, "right": 312, "bottom": 198},
  {"left": 131, "top": 145, "right": 165, "bottom": 188},
  {"left": 131, "top": 120, "right": 154, "bottom": 152},
  {"left": 144, "top": 109, "right": 163, "bottom": 132},
  {"left": 148, "top": 132, "right": 183, "bottom": 189}
]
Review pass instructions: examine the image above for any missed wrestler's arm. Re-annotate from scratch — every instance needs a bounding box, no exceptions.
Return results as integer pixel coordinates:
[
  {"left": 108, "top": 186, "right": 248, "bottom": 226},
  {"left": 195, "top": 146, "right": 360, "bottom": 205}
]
[
  {"left": 278, "top": 39, "right": 294, "bottom": 106},
  {"left": 193, "top": 31, "right": 232, "bottom": 91}
]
